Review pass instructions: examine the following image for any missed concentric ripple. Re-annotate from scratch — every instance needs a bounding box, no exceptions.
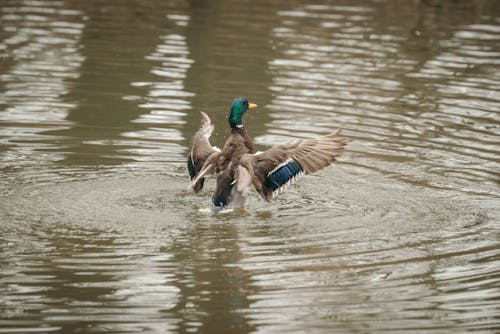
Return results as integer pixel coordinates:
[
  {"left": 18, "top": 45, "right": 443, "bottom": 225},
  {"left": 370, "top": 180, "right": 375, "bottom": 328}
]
[{"left": 0, "top": 1, "right": 499, "bottom": 334}]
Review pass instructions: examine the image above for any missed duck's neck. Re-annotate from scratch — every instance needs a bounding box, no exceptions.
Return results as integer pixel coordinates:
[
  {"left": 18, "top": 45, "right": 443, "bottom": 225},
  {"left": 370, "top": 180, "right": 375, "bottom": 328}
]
[
  {"left": 231, "top": 126, "right": 254, "bottom": 153},
  {"left": 229, "top": 110, "right": 243, "bottom": 128}
]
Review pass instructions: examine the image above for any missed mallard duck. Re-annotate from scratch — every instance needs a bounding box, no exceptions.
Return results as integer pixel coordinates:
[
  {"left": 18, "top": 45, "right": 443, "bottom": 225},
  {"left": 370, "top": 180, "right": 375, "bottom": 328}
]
[{"left": 188, "top": 97, "right": 347, "bottom": 209}]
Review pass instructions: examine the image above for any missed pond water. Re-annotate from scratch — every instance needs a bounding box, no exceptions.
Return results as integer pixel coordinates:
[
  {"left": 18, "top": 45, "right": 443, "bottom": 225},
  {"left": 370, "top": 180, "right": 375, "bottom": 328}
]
[{"left": 1, "top": 0, "right": 499, "bottom": 333}]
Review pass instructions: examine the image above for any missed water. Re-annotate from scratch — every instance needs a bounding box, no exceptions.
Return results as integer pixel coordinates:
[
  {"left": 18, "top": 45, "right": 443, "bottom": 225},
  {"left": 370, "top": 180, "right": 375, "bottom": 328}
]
[{"left": 1, "top": 0, "right": 499, "bottom": 333}]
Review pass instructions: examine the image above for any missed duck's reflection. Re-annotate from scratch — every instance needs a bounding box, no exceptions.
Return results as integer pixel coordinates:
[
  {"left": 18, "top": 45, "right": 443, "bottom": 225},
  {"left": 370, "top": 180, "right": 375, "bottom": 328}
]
[{"left": 165, "top": 219, "right": 256, "bottom": 334}]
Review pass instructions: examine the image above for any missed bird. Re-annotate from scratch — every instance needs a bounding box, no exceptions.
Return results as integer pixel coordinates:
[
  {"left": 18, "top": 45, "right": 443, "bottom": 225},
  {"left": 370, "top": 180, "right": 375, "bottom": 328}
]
[{"left": 187, "top": 97, "right": 347, "bottom": 209}]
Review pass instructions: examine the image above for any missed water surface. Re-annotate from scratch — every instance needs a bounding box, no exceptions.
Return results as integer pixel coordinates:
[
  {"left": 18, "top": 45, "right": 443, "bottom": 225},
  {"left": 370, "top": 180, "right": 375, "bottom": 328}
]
[{"left": 1, "top": 1, "right": 499, "bottom": 333}]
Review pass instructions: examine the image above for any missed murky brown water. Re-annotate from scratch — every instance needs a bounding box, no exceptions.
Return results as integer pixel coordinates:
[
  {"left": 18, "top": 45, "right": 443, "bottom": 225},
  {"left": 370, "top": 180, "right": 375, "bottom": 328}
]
[{"left": 1, "top": 0, "right": 499, "bottom": 333}]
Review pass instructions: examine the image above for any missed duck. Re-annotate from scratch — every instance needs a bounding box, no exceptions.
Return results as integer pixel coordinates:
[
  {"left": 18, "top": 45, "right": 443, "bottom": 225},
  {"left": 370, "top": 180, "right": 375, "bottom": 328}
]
[{"left": 187, "top": 97, "right": 347, "bottom": 209}]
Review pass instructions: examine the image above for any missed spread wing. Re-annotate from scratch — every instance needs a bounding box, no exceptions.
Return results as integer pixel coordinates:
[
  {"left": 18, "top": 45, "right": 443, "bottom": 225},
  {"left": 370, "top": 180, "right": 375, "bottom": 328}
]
[
  {"left": 236, "top": 130, "right": 347, "bottom": 202},
  {"left": 187, "top": 112, "right": 220, "bottom": 192}
]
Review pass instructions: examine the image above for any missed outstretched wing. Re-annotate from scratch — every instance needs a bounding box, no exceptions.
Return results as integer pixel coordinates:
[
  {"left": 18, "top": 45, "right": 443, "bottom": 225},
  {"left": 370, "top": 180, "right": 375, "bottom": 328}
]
[
  {"left": 187, "top": 112, "right": 220, "bottom": 192},
  {"left": 236, "top": 130, "right": 347, "bottom": 202}
]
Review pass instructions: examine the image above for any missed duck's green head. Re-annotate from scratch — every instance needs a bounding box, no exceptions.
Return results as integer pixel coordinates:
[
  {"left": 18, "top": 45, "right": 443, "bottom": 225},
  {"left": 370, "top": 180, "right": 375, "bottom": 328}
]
[{"left": 228, "top": 97, "right": 258, "bottom": 128}]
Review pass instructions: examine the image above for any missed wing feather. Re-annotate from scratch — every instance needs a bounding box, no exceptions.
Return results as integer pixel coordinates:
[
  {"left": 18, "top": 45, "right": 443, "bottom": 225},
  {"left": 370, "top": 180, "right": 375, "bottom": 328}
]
[
  {"left": 239, "top": 130, "right": 347, "bottom": 201},
  {"left": 187, "top": 112, "right": 219, "bottom": 192}
]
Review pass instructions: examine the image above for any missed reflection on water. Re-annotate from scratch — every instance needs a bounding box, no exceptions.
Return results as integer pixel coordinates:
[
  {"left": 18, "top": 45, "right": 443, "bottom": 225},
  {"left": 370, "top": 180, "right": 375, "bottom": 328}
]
[
  {"left": 261, "top": 2, "right": 499, "bottom": 197},
  {"left": 0, "top": 0, "right": 84, "bottom": 180},
  {"left": 124, "top": 12, "right": 194, "bottom": 166},
  {"left": 1, "top": 0, "right": 499, "bottom": 333}
]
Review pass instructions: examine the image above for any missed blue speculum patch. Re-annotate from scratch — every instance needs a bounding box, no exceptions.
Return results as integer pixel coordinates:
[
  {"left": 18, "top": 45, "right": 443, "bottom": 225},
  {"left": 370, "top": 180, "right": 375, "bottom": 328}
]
[{"left": 265, "top": 160, "right": 303, "bottom": 191}]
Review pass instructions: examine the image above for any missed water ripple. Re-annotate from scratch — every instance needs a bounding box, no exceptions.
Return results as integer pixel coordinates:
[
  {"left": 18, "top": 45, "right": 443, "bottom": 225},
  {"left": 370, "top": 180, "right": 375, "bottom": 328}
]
[
  {"left": 259, "top": 3, "right": 500, "bottom": 198},
  {"left": 0, "top": 1, "right": 85, "bottom": 183},
  {"left": 1, "top": 1, "right": 499, "bottom": 334},
  {"left": 125, "top": 15, "right": 194, "bottom": 166}
]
